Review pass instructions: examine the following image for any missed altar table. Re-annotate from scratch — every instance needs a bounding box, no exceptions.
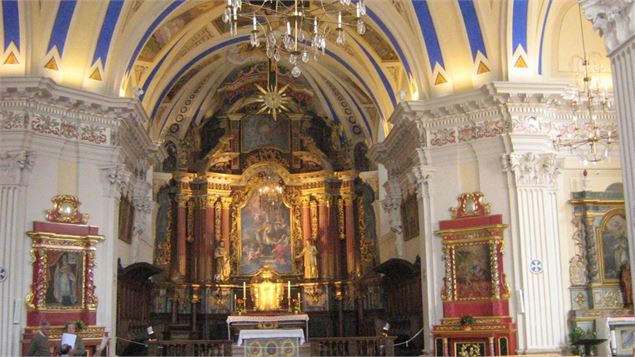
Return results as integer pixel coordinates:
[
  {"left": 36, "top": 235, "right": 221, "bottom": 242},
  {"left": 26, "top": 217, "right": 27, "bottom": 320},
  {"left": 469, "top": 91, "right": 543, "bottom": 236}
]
[
  {"left": 227, "top": 314, "right": 309, "bottom": 341},
  {"left": 237, "top": 328, "right": 306, "bottom": 346}
]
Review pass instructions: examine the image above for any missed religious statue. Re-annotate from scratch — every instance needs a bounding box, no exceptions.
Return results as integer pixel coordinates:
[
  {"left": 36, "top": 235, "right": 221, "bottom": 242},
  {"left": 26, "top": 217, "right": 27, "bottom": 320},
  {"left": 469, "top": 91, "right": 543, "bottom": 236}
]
[
  {"left": 215, "top": 241, "right": 231, "bottom": 281},
  {"left": 620, "top": 263, "right": 633, "bottom": 307},
  {"left": 296, "top": 240, "right": 318, "bottom": 279}
]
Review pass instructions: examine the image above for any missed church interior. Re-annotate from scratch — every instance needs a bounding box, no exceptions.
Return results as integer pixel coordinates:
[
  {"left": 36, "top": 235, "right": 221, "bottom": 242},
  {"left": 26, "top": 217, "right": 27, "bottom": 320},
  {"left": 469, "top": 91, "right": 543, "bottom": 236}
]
[{"left": 1, "top": 0, "right": 635, "bottom": 356}]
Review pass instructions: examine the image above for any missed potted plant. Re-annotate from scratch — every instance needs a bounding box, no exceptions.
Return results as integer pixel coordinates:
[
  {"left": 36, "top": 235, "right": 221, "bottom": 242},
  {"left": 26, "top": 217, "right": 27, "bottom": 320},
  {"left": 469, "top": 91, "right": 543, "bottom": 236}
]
[{"left": 460, "top": 315, "right": 476, "bottom": 330}]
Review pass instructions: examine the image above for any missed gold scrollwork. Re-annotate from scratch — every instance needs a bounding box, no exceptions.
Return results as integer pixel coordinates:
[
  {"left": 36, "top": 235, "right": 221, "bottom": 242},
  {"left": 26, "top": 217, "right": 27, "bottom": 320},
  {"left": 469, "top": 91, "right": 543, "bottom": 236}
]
[
  {"left": 310, "top": 199, "right": 318, "bottom": 241},
  {"left": 457, "top": 343, "right": 482, "bottom": 357},
  {"left": 215, "top": 200, "right": 222, "bottom": 241},
  {"left": 186, "top": 199, "right": 194, "bottom": 243},
  {"left": 337, "top": 198, "right": 345, "bottom": 240},
  {"left": 490, "top": 241, "right": 500, "bottom": 299}
]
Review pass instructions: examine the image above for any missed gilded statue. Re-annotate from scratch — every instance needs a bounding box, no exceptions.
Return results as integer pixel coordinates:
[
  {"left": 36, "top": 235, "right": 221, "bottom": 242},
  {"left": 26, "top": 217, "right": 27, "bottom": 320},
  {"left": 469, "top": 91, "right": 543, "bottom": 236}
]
[
  {"left": 296, "top": 240, "right": 318, "bottom": 279},
  {"left": 215, "top": 241, "right": 231, "bottom": 281}
]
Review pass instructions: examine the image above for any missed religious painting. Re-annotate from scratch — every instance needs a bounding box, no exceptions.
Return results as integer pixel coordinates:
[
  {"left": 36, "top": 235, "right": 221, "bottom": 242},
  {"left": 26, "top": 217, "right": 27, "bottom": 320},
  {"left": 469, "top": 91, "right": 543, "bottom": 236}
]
[
  {"left": 240, "top": 189, "right": 292, "bottom": 275},
  {"left": 454, "top": 244, "right": 492, "bottom": 299},
  {"left": 45, "top": 251, "right": 84, "bottom": 307},
  {"left": 118, "top": 194, "right": 135, "bottom": 244},
  {"left": 401, "top": 193, "right": 419, "bottom": 241},
  {"left": 598, "top": 210, "right": 629, "bottom": 281},
  {"left": 241, "top": 114, "right": 290, "bottom": 153}
]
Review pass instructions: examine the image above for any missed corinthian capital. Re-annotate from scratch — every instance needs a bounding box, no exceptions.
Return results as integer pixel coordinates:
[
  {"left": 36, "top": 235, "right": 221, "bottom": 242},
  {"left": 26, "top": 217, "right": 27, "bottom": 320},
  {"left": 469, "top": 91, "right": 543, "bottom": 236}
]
[
  {"left": 100, "top": 165, "right": 131, "bottom": 197},
  {"left": 580, "top": 0, "right": 634, "bottom": 52},
  {"left": 502, "top": 152, "right": 560, "bottom": 187},
  {"left": 0, "top": 150, "right": 35, "bottom": 185}
]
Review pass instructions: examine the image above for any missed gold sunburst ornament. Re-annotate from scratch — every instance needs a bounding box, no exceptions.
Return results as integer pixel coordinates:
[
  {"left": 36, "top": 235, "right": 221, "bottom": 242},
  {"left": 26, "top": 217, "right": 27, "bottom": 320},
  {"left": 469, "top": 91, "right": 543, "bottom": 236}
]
[{"left": 254, "top": 61, "right": 290, "bottom": 121}]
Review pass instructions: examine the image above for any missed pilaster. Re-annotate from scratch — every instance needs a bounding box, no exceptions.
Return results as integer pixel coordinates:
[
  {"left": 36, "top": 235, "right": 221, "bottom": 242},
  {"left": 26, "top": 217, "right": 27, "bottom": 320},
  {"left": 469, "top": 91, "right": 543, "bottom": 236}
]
[
  {"left": 581, "top": 0, "right": 635, "bottom": 315},
  {"left": 502, "top": 151, "right": 566, "bottom": 352}
]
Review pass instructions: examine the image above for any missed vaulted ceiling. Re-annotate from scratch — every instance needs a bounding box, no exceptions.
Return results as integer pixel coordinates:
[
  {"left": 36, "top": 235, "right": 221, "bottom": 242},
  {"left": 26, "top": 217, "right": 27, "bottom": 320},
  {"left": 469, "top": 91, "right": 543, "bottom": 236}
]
[{"left": 0, "top": 0, "right": 612, "bottom": 145}]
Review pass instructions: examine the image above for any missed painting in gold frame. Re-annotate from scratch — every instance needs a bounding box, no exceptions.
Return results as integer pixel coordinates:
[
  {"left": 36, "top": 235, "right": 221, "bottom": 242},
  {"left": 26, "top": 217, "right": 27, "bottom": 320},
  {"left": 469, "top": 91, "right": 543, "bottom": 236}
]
[
  {"left": 239, "top": 189, "right": 292, "bottom": 275},
  {"left": 454, "top": 243, "right": 492, "bottom": 299},
  {"left": 44, "top": 250, "right": 85, "bottom": 308},
  {"left": 597, "top": 208, "right": 629, "bottom": 282}
]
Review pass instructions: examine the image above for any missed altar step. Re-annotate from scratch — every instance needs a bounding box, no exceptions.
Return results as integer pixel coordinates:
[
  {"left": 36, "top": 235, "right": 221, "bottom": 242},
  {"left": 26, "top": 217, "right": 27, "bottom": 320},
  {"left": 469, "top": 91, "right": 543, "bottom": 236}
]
[{"left": 231, "top": 343, "right": 312, "bottom": 357}]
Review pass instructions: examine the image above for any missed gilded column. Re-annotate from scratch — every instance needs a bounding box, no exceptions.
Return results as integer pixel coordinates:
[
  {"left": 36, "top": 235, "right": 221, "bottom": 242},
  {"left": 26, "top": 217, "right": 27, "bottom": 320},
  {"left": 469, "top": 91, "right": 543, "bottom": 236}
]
[
  {"left": 342, "top": 192, "right": 357, "bottom": 276},
  {"left": 176, "top": 195, "right": 189, "bottom": 278}
]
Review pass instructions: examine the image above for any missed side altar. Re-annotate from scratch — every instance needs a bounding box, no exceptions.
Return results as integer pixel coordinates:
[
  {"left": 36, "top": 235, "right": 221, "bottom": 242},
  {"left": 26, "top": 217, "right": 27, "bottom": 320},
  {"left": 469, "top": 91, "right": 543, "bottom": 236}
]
[
  {"left": 21, "top": 196, "right": 107, "bottom": 355},
  {"left": 433, "top": 193, "right": 517, "bottom": 356}
]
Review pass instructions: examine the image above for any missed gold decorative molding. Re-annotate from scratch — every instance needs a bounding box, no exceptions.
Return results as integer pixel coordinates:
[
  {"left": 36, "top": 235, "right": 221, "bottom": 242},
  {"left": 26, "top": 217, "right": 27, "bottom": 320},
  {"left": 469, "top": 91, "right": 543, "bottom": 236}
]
[{"left": 45, "top": 195, "right": 88, "bottom": 224}]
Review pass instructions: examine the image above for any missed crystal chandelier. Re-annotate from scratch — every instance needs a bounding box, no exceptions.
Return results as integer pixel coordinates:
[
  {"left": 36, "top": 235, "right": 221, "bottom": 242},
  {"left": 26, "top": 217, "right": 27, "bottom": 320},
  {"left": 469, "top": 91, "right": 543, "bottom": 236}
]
[
  {"left": 554, "top": 5, "right": 613, "bottom": 165},
  {"left": 258, "top": 171, "right": 283, "bottom": 210},
  {"left": 222, "top": 0, "right": 367, "bottom": 78}
]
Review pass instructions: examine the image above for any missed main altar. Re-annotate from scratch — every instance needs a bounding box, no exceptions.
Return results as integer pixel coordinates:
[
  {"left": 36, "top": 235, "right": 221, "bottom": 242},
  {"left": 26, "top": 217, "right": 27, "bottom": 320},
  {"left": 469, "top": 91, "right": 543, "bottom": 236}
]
[{"left": 149, "top": 66, "right": 383, "bottom": 345}]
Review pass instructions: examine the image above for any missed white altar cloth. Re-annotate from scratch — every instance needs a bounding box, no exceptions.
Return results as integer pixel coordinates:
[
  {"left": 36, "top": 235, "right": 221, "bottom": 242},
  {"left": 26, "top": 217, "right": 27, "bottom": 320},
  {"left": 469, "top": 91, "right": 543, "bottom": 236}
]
[
  {"left": 227, "top": 314, "right": 309, "bottom": 324},
  {"left": 237, "top": 328, "right": 306, "bottom": 346}
]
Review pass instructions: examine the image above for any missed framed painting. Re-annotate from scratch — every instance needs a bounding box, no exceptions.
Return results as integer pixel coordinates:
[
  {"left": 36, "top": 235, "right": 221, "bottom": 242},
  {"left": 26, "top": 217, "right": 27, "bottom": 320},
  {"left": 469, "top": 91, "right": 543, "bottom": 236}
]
[
  {"left": 598, "top": 209, "right": 629, "bottom": 281},
  {"left": 241, "top": 114, "right": 290, "bottom": 153},
  {"left": 239, "top": 189, "right": 292, "bottom": 275},
  {"left": 118, "top": 194, "right": 135, "bottom": 244},
  {"left": 45, "top": 250, "right": 85, "bottom": 308},
  {"left": 454, "top": 244, "right": 492, "bottom": 299},
  {"left": 401, "top": 193, "right": 419, "bottom": 241}
]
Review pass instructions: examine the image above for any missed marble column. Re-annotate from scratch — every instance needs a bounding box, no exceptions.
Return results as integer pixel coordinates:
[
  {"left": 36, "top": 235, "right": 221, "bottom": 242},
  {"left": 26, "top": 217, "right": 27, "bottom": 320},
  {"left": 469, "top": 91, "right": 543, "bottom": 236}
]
[
  {"left": 0, "top": 151, "right": 33, "bottom": 357},
  {"left": 195, "top": 197, "right": 205, "bottom": 282},
  {"left": 316, "top": 193, "right": 330, "bottom": 279},
  {"left": 335, "top": 198, "right": 345, "bottom": 279},
  {"left": 176, "top": 195, "right": 189, "bottom": 278},
  {"left": 301, "top": 196, "right": 311, "bottom": 243},
  {"left": 205, "top": 196, "right": 217, "bottom": 281},
  {"left": 342, "top": 192, "right": 357, "bottom": 276},
  {"left": 581, "top": 0, "right": 635, "bottom": 308},
  {"left": 503, "top": 152, "right": 566, "bottom": 352}
]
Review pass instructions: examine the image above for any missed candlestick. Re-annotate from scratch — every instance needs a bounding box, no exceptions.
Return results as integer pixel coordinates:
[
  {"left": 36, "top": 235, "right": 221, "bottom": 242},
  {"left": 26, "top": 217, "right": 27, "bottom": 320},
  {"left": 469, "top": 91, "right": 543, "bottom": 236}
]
[{"left": 243, "top": 282, "right": 246, "bottom": 300}]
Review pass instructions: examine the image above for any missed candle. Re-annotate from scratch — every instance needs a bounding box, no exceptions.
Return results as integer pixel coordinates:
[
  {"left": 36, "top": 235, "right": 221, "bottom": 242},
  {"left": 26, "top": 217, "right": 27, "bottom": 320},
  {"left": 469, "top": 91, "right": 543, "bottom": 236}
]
[
  {"left": 338, "top": 12, "right": 342, "bottom": 28},
  {"left": 288, "top": 281, "right": 291, "bottom": 301},
  {"left": 297, "top": 292, "right": 301, "bottom": 305},
  {"left": 243, "top": 282, "right": 246, "bottom": 300}
]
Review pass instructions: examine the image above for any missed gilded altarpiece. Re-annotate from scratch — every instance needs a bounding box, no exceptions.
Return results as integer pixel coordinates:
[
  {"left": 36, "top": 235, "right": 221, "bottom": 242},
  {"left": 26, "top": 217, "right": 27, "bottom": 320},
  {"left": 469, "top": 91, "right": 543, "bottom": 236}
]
[
  {"left": 569, "top": 191, "right": 633, "bottom": 331},
  {"left": 150, "top": 72, "right": 382, "bottom": 338},
  {"left": 433, "top": 193, "right": 517, "bottom": 357},
  {"left": 22, "top": 195, "right": 107, "bottom": 355}
]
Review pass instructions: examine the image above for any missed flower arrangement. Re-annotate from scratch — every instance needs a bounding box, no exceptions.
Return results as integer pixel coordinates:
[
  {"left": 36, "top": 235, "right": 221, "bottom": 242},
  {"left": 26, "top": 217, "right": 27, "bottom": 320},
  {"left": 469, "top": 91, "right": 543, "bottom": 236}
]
[
  {"left": 459, "top": 315, "right": 476, "bottom": 328},
  {"left": 72, "top": 320, "right": 86, "bottom": 331}
]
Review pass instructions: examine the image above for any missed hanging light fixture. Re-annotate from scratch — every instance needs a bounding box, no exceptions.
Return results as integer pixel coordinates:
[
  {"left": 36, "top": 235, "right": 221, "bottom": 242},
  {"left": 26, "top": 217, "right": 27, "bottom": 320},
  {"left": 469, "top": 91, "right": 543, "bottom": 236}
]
[
  {"left": 222, "top": 0, "right": 367, "bottom": 78},
  {"left": 258, "top": 171, "right": 283, "bottom": 211},
  {"left": 554, "top": 5, "right": 614, "bottom": 165}
]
